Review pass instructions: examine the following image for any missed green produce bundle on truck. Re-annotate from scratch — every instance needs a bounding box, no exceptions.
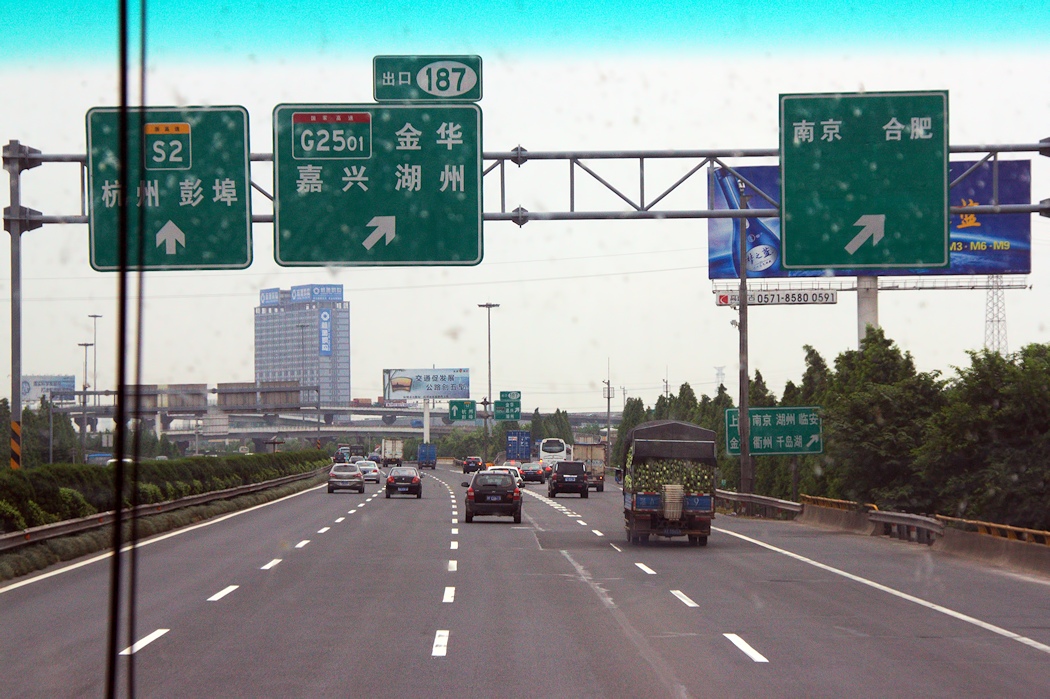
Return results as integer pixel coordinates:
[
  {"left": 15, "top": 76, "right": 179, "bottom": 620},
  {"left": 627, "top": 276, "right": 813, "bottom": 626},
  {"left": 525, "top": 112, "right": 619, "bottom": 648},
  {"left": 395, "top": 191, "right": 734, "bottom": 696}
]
[{"left": 623, "top": 420, "right": 717, "bottom": 546}]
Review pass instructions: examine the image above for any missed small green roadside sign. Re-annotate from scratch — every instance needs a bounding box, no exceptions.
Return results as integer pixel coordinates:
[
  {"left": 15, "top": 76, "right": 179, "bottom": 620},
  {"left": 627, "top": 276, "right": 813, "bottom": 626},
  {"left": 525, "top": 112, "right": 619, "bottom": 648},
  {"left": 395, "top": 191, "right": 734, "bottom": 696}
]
[
  {"left": 780, "top": 91, "right": 948, "bottom": 269},
  {"left": 272, "top": 103, "right": 482, "bottom": 266},
  {"left": 725, "top": 407, "right": 823, "bottom": 455},
  {"left": 494, "top": 401, "right": 521, "bottom": 421},
  {"left": 86, "top": 106, "right": 252, "bottom": 270},
  {"left": 499, "top": 391, "right": 521, "bottom": 401},
  {"left": 449, "top": 400, "right": 477, "bottom": 421},
  {"left": 374, "top": 55, "right": 482, "bottom": 102}
]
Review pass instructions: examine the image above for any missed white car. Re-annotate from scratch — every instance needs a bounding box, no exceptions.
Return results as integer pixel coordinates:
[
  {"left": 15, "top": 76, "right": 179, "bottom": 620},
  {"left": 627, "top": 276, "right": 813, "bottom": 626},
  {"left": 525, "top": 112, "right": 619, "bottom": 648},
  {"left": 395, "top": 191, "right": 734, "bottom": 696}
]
[
  {"left": 357, "top": 460, "right": 383, "bottom": 483},
  {"left": 486, "top": 465, "right": 524, "bottom": 487}
]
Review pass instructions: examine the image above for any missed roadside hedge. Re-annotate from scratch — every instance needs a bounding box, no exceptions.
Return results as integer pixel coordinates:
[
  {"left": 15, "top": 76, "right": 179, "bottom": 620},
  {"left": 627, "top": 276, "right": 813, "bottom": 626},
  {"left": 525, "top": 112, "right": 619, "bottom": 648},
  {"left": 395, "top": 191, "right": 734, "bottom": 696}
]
[{"left": 0, "top": 450, "right": 326, "bottom": 534}]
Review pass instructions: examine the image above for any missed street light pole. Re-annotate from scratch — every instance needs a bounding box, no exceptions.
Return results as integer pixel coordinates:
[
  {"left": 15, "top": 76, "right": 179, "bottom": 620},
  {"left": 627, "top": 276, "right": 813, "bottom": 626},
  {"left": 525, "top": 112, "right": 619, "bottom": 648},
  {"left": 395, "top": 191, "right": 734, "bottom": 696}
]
[
  {"left": 478, "top": 302, "right": 499, "bottom": 438},
  {"left": 78, "top": 341, "right": 93, "bottom": 461},
  {"left": 89, "top": 314, "right": 102, "bottom": 407}
]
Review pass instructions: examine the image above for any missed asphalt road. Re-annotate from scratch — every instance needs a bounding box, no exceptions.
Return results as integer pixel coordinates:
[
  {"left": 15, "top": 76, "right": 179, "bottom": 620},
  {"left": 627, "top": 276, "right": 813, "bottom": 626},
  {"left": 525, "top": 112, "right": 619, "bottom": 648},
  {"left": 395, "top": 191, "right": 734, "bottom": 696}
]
[{"left": 3, "top": 464, "right": 1050, "bottom": 698}]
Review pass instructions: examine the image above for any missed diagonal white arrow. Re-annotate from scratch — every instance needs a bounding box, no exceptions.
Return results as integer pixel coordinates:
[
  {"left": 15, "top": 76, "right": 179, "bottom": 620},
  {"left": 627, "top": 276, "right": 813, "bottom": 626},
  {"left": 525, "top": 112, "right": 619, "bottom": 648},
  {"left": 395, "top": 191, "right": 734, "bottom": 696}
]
[
  {"left": 845, "top": 214, "right": 885, "bottom": 256},
  {"left": 362, "top": 216, "right": 396, "bottom": 250},
  {"left": 806, "top": 434, "right": 820, "bottom": 448},
  {"left": 155, "top": 220, "right": 186, "bottom": 255}
]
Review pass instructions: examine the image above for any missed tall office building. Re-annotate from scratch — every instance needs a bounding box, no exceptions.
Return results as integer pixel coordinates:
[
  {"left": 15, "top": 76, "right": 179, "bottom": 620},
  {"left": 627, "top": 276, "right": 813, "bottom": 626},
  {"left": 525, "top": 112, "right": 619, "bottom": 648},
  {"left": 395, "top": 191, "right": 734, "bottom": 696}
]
[{"left": 255, "top": 284, "right": 350, "bottom": 407}]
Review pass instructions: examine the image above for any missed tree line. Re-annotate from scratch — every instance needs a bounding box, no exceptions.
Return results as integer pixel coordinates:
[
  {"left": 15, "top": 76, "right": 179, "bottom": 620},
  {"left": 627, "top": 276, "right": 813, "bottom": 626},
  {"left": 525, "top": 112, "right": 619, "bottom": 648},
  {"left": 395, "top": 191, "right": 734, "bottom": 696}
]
[{"left": 612, "top": 327, "right": 1050, "bottom": 531}]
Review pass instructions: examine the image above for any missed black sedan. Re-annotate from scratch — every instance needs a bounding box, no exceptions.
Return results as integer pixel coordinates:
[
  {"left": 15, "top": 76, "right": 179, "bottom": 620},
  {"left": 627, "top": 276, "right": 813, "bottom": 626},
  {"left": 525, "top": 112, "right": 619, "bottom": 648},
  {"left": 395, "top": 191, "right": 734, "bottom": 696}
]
[
  {"left": 463, "top": 471, "right": 521, "bottom": 523},
  {"left": 386, "top": 466, "right": 422, "bottom": 498},
  {"left": 518, "top": 461, "right": 546, "bottom": 483}
]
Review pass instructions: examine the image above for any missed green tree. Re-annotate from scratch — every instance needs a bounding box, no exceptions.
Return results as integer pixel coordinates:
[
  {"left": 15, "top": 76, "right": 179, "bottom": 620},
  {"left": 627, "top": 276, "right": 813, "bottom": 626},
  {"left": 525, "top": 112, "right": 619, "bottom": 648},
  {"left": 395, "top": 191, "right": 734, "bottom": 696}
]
[
  {"left": 822, "top": 327, "right": 944, "bottom": 508},
  {"left": 672, "top": 382, "right": 699, "bottom": 421},
  {"left": 0, "top": 399, "right": 10, "bottom": 467},
  {"left": 612, "top": 397, "right": 648, "bottom": 468}
]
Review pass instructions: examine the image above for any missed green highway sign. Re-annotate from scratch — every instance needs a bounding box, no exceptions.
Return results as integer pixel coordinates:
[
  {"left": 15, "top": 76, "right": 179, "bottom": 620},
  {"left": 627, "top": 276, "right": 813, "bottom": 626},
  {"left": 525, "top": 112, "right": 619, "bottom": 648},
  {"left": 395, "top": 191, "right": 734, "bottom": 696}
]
[
  {"left": 725, "top": 407, "right": 823, "bottom": 455},
  {"left": 780, "top": 91, "right": 948, "bottom": 269},
  {"left": 273, "top": 103, "right": 482, "bottom": 266},
  {"left": 374, "top": 55, "right": 482, "bottom": 102},
  {"left": 493, "top": 401, "right": 521, "bottom": 421},
  {"left": 87, "top": 106, "right": 252, "bottom": 270},
  {"left": 448, "top": 400, "right": 476, "bottom": 421},
  {"left": 499, "top": 391, "right": 521, "bottom": 401}
]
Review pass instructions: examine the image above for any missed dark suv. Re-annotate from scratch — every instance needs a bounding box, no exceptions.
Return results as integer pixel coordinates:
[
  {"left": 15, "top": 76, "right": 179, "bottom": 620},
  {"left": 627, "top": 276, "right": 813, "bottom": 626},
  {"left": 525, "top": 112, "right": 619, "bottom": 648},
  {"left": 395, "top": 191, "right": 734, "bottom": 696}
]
[
  {"left": 462, "top": 456, "right": 484, "bottom": 474},
  {"left": 547, "top": 460, "right": 588, "bottom": 498},
  {"left": 463, "top": 471, "right": 521, "bottom": 523}
]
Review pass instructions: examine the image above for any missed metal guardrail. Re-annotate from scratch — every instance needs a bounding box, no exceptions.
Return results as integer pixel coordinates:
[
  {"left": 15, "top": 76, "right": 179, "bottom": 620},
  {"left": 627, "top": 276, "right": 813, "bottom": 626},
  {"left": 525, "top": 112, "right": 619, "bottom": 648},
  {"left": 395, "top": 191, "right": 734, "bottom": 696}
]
[
  {"left": 799, "top": 494, "right": 878, "bottom": 511},
  {"left": 0, "top": 465, "right": 328, "bottom": 553},
  {"left": 715, "top": 489, "right": 803, "bottom": 518},
  {"left": 937, "top": 515, "right": 1050, "bottom": 547},
  {"left": 869, "top": 511, "right": 944, "bottom": 545}
]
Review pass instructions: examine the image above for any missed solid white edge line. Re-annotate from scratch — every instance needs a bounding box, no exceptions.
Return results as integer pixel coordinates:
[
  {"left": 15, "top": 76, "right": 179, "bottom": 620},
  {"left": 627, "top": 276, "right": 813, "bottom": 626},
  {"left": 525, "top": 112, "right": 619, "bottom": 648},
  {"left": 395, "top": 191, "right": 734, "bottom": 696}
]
[
  {"left": 671, "top": 589, "right": 699, "bottom": 608},
  {"left": 724, "top": 633, "right": 769, "bottom": 663},
  {"left": 295, "top": 540, "right": 310, "bottom": 548},
  {"left": 207, "top": 585, "right": 239, "bottom": 602},
  {"left": 442, "top": 586, "right": 456, "bottom": 603},
  {"left": 261, "top": 558, "right": 281, "bottom": 570},
  {"left": 635, "top": 562, "right": 657, "bottom": 575},
  {"left": 714, "top": 526, "right": 1050, "bottom": 656},
  {"left": 448, "top": 560, "right": 458, "bottom": 572},
  {"left": 0, "top": 481, "right": 327, "bottom": 596},
  {"left": 432, "top": 629, "right": 450, "bottom": 656},
  {"left": 119, "top": 628, "right": 169, "bottom": 655}
]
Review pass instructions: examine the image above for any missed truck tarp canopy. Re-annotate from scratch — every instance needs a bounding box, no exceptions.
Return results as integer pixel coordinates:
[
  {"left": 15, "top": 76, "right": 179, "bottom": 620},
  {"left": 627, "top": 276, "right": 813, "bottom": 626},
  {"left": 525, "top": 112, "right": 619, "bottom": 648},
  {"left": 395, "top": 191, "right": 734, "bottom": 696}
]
[{"left": 626, "top": 420, "right": 717, "bottom": 462}]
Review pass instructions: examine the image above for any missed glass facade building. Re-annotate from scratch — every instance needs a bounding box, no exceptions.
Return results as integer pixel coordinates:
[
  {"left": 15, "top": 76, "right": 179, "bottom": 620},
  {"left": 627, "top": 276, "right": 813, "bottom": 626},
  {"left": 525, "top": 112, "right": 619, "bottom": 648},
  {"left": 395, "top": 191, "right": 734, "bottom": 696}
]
[{"left": 254, "top": 284, "right": 350, "bottom": 407}]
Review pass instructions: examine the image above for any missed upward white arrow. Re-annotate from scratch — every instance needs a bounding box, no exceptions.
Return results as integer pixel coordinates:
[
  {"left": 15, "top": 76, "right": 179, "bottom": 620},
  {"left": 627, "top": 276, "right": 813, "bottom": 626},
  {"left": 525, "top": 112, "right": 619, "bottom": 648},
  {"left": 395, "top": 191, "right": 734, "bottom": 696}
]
[
  {"left": 362, "top": 216, "right": 396, "bottom": 250},
  {"left": 155, "top": 220, "right": 186, "bottom": 255},
  {"left": 845, "top": 214, "right": 885, "bottom": 256}
]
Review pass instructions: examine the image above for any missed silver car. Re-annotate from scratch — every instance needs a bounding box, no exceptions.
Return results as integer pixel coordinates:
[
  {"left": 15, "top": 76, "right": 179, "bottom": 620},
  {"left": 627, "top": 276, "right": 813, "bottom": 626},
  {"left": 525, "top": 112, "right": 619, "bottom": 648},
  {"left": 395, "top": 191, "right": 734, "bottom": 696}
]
[
  {"left": 328, "top": 463, "right": 365, "bottom": 493},
  {"left": 358, "top": 460, "right": 382, "bottom": 483}
]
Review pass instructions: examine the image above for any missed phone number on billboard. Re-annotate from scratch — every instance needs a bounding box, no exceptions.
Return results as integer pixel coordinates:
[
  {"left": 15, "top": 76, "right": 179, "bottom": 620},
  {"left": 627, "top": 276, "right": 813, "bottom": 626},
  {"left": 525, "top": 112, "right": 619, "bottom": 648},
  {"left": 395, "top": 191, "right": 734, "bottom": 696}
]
[{"left": 716, "top": 291, "right": 838, "bottom": 306}]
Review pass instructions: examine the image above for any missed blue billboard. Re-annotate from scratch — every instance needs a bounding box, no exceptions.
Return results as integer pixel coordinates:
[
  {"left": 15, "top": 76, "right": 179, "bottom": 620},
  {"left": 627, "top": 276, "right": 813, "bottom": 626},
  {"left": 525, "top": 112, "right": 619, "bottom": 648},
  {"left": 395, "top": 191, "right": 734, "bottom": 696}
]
[
  {"left": 259, "top": 287, "right": 280, "bottom": 306},
  {"left": 319, "top": 309, "right": 333, "bottom": 356},
  {"left": 708, "top": 159, "right": 1031, "bottom": 279},
  {"left": 291, "top": 283, "right": 344, "bottom": 303}
]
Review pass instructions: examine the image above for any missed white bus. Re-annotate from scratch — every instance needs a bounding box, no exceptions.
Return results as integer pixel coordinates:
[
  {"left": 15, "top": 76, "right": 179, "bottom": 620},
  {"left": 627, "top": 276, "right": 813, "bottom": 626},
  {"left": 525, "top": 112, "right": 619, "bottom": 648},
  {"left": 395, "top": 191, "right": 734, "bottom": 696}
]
[{"left": 538, "top": 437, "right": 572, "bottom": 466}]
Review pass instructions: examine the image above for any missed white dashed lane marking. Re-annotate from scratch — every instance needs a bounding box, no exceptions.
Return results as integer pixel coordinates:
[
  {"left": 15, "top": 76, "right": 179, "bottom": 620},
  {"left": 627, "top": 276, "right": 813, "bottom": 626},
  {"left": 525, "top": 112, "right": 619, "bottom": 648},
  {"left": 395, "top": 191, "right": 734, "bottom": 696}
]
[
  {"left": 635, "top": 562, "right": 657, "bottom": 575},
  {"left": 448, "top": 560, "right": 457, "bottom": 572},
  {"left": 261, "top": 559, "right": 281, "bottom": 570},
  {"left": 671, "top": 589, "right": 699, "bottom": 607},
  {"left": 119, "top": 628, "right": 169, "bottom": 656},
  {"left": 295, "top": 540, "right": 310, "bottom": 549},
  {"left": 207, "top": 585, "right": 239, "bottom": 602},
  {"left": 724, "top": 633, "right": 769, "bottom": 663},
  {"left": 443, "top": 586, "right": 456, "bottom": 603},
  {"left": 432, "top": 630, "right": 450, "bottom": 657}
]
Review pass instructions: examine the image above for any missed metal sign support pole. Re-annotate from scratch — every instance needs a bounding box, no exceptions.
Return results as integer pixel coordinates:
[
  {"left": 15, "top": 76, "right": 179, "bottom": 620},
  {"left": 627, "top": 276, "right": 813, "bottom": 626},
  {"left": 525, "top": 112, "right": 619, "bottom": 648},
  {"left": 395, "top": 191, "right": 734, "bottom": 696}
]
[{"left": 3, "top": 140, "right": 41, "bottom": 469}]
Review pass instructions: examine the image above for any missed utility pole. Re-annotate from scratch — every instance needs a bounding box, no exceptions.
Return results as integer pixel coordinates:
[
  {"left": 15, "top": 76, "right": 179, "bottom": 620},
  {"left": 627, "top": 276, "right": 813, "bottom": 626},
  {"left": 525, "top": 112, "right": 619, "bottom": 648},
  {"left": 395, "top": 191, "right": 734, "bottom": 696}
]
[
  {"left": 737, "top": 182, "right": 753, "bottom": 494},
  {"left": 78, "top": 341, "right": 93, "bottom": 461},
  {"left": 89, "top": 313, "right": 102, "bottom": 406},
  {"left": 478, "top": 302, "right": 499, "bottom": 439},
  {"left": 602, "top": 379, "right": 613, "bottom": 459}
]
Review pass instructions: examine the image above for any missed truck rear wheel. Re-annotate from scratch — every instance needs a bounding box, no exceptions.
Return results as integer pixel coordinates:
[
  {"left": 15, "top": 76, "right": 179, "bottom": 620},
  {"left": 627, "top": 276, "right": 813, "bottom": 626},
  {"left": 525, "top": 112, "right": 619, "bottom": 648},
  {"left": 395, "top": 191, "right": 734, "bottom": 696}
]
[
  {"left": 597, "top": 484, "right": 604, "bottom": 492},
  {"left": 697, "top": 536, "right": 708, "bottom": 546}
]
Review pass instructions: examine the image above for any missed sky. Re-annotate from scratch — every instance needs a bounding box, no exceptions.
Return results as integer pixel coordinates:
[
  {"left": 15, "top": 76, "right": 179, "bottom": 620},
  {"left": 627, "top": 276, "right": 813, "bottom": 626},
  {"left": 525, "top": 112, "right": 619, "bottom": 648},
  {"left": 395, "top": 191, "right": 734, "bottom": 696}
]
[{"left": 1, "top": 1, "right": 1049, "bottom": 414}]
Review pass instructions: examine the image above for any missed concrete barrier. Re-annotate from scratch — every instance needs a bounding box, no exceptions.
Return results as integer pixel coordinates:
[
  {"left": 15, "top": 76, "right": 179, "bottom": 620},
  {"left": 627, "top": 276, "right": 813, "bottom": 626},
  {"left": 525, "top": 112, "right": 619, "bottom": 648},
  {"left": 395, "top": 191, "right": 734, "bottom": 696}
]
[
  {"left": 797, "top": 504, "right": 875, "bottom": 535},
  {"left": 934, "top": 526, "right": 1050, "bottom": 575}
]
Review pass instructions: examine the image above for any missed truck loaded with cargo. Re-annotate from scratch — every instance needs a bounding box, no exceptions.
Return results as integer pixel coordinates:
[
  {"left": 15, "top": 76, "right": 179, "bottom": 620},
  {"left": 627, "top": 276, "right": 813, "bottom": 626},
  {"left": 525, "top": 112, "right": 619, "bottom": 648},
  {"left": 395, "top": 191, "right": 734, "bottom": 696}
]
[
  {"left": 381, "top": 438, "right": 404, "bottom": 467},
  {"left": 417, "top": 443, "right": 437, "bottom": 469},
  {"left": 573, "top": 440, "right": 607, "bottom": 492},
  {"left": 622, "top": 420, "right": 717, "bottom": 546}
]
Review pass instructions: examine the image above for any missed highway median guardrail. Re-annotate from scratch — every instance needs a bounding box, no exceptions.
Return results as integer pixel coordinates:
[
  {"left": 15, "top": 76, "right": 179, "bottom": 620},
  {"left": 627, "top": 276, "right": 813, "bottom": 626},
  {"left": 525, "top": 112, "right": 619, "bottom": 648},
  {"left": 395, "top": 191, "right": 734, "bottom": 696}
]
[
  {"left": 937, "top": 515, "right": 1050, "bottom": 547},
  {"left": 869, "top": 510, "right": 944, "bottom": 545},
  {"left": 715, "top": 489, "right": 803, "bottom": 519},
  {"left": 0, "top": 464, "right": 328, "bottom": 554}
]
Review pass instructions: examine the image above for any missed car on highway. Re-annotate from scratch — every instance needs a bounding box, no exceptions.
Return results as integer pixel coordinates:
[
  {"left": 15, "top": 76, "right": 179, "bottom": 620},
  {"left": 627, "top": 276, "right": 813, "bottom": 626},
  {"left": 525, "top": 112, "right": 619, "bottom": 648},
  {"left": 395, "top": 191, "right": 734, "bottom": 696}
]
[
  {"left": 462, "top": 471, "right": 521, "bottom": 523},
  {"left": 487, "top": 464, "right": 524, "bottom": 487},
  {"left": 357, "top": 460, "right": 382, "bottom": 483},
  {"left": 328, "top": 463, "right": 365, "bottom": 493},
  {"left": 462, "top": 456, "right": 484, "bottom": 473},
  {"left": 547, "top": 460, "right": 589, "bottom": 498},
  {"left": 518, "top": 461, "right": 546, "bottom": 483},
  {"left": 386, "top": 466, "right": 422, "bottom": 498},
  {"left": 367, "top": 452, "right": 382, "bottom": 464}
]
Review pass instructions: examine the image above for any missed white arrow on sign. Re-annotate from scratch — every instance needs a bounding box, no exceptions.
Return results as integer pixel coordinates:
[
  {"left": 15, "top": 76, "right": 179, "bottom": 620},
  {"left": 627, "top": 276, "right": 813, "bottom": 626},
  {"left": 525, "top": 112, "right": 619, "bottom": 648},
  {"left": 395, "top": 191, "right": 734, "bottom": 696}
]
[
  {"left": 806, "top": 434, "right": 820, "bottom": 448},
  {"left": 844, "top": 214, "right": 885, "bottom": 256},
  {"left": 362, "top": 216, "right": 396, "bottom": 250},
  {"left": 155, "top": 220, "right": 186, "bottom": 255}
]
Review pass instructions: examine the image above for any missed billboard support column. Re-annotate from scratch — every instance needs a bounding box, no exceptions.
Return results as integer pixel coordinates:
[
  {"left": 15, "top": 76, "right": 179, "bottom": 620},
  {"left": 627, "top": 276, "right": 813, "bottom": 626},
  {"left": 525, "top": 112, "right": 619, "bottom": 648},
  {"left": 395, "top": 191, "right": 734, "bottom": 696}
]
[
  {"left": 857, "top": 276, "right": 879, "bottom": 345},
  {"left": 423, "top": 400, "right": 431, "bottom": 444}
]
